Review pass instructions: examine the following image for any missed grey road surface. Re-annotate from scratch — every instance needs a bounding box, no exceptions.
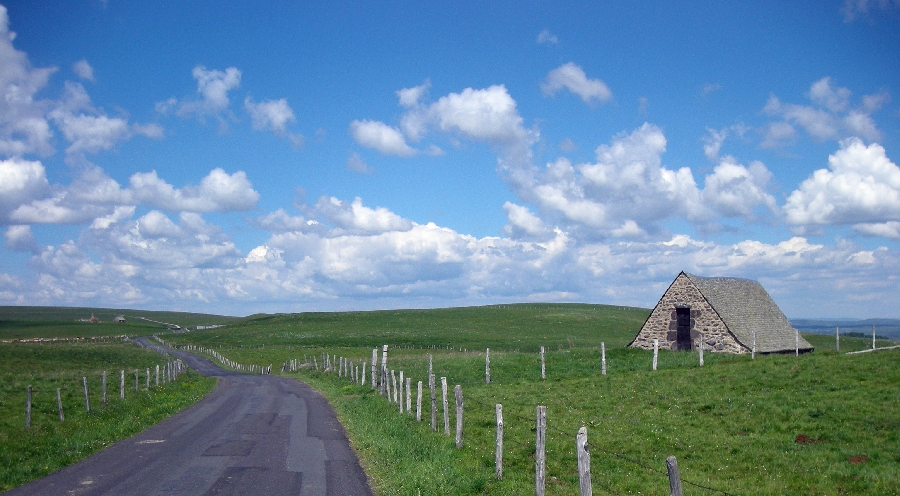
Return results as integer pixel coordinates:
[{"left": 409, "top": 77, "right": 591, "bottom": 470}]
[{"left": 4, "top": 339, "right": 372, "bottom": 496}]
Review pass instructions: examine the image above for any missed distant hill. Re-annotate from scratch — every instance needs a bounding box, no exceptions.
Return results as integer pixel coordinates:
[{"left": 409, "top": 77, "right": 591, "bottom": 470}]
[{"left": 791, "top": 318, "right": 900, "bottom": 340}]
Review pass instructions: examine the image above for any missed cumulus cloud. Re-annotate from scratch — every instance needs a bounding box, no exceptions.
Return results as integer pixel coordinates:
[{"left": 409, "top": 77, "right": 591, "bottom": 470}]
[
  {"left": 4, "top": 224, "right": 37, "bottom": 252},
  {"left": 784, "top": 138, "right": 900, "bottom": 230},
  {"left": 160, "top": 66, "right": 241, "bottom": 127},
  {"left": 503, "top": 201, "right": 550, "bottom": 239},
  {"left": 761, "top": 77, "right": 886, "bottom": 147},
  {"left": 0, "top": 157, "right": 49, "bottom": 220},
  {"left": 244, "top": 96, "right": 303, "bottom": 146},
  {"left": 130, "top": 168, "right": 260, "bottom": 213},
  {"left": 541, "top": 62, "right": 612, "bottom": 105},
  {"left": 313, "top": 196, "right": 414, "bottom": 234},
  {"left": 349, "top": 120, "right": 416, "bottom": 156},
  {"left": 397, "top": 80, "right": 430, "bottom": 108},
  {"left": 701, "top": 158, "right": 777, "bottom": 218}
]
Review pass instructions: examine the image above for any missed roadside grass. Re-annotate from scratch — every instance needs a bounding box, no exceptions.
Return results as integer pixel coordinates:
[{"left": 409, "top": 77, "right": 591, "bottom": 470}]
[
  {"left": 0, "top": 342, "right": 216, "bottom": 491},
  {"left": 166, "top": 305, "right": 900, "bottom": 495}
]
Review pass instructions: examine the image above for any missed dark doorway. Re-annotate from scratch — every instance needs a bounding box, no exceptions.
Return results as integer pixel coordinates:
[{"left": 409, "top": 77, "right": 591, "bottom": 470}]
[{"left": 676, "top": 307, "right": 692, "bottom": 351}]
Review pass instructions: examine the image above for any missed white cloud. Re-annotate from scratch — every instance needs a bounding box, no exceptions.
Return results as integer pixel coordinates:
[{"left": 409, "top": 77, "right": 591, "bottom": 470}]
[
  {"left": 701, "top": 158, "right": 777, "bottom": 218},
  {"left": 702, "top": 127, "right": 727, "bottom": 161},
  {"left": 130, "top": 168, "right": 260, "bottom": 213},
  {"left": 536, "top": 29, "right": 559, "bottom": 45},
  {"left": 853, "top": 221, "right": 900, "bottom": 239},
  {"left": 244, "top": 96, "right": 303, "bottom": 145},
  {"left": 4, "top": 224, "right": 36, "bottom": 252},
  {"left": 313, "top": 196, "right": 414, "bottom": 234},
  {"left": 784, "top": 138, "right": 900, "bottom": 228},
  {"left": 397, "top": 80, "right": 430, "bottom": 108},
  {"left": 72, "top": 59, "right": 94, "bottom": 82},
  {"left": 841, "top": 0, "right": 900, "bottom": 22},
  {"left": 165, "top": 66, "right": 241, "bottom": 125},
  {"left": 503, "top": 201, "right": 550, "bottom": 238},
  {"left": 349, "top": 120, "right": 416, "bottom": 156},
  {"left": 0, "top": 157, "right": 49, "bottom": 219},
  {"left": 541, "top": 62, "right": 612, "bottom": 105},
  {"left": 762, "top": 78, "right": 885, "bottom": 147}
]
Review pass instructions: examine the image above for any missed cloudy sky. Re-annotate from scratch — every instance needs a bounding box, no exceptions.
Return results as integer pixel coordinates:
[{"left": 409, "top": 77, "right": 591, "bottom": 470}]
[{"left": 1, "top": 1, "right": 899, "bottom": 318}]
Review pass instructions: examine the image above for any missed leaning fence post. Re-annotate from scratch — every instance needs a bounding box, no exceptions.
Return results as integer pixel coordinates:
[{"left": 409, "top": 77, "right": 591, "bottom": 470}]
[
  {"left": 536, "top": 405, "right": 547, "bottom": 496},
  {"left": 495, "top": 404, "right": 504, "bottom": 480},
  {"left": 57, "top": 388, "right": 64, "bottom": 422},
  {"left": 26, "top": 386, "right": 32, "bottom": 428},
  {"left": 441, "top": 377, "right": 450, "bottom": 435},
  {"left": 454, "top": 385, "right": 463, "bottom": 448},
  {"left": 576, "top": 427, "right": 592, "bottom": 496},
  {"left": 600, "top": 342, "right": 606, "bottom": 376},
  {"left": 666, "top": 455, "right": 683, "bottom": 496},
  {"left": 83, "top": 376, "right": 91, "bottom": 412},
  {"left": 652, "top": 339, "right": 659, "bottom": 371}
]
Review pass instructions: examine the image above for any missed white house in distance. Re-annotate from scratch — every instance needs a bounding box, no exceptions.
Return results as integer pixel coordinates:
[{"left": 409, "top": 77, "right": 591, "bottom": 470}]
[{"left": 629, "top": 272, "right": 813, "bottom": 354}]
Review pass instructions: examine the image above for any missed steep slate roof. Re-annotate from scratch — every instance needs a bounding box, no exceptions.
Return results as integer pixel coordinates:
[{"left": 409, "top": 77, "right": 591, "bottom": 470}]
[{"left": 686, "top": 273, "right": 813, "bottom": 353}]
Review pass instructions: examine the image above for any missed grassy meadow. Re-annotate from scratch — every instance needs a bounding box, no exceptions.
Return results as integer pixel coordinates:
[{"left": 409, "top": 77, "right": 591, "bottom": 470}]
[
  {"left": 0, "top": 339, "right": 216, "bottom": 491},
  {"left": 164, "top": 304, "right": 900, "bottom": 495}
]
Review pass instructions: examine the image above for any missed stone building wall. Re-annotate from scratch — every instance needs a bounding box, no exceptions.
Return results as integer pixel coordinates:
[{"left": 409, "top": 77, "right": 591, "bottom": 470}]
[{"left": 630, "top": 273, "right": 748, "bottom": 354}]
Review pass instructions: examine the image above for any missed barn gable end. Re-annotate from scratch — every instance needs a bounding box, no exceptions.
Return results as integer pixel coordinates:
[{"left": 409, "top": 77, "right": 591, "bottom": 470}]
[{"left": 629, "top": 272, "right": 747, "bottom": 353}]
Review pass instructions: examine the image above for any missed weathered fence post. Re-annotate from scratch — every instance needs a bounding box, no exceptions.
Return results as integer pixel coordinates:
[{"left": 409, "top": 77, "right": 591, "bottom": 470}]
[
  {"left": 102, "top": 370, "right": 108, "bottom": 403},
  {"left": 381, "top": 345, "right": 389, "bottom": 396},
  {"left": 666, "top": 455, "right": 683, "bottom": 496},
  {"left": 536, "top": 405, "right": 547, "bottom": 496},
  {"left": 371, "top": 348, "right": 377, "bottom": 389},
  {"left": 406, "top": 377, "right": 412, "bottom": 414},
  {"left": 485, "top": 348, "right": 491, "bottom": 384},
  {"left": 540, "top": 346, "right": 546, "bottom": 380},
  {"left": 454, "top": 385, "right": 463, "bottom": 448},
  {"left": 361, "top": 361, "right": 366, "bottom": 386},
  {"left": 155, "top": 365, "right": 159, "bottom": 387},
  {"left": 391, "top": 370, "right": 398, "bottom": 404},
  {"left": 441, "top": 377, "right": 450, "bottom": 435},
  {"left": 652, "top": 339, "right": 659, "bottom": 371},
  {"left": 416, "top": 380, "right": 423, "bottom": 422},
  {"left": 83, "top": 376, "right": 91, "bottom": 412},
  {"left": 120, "top": 370, "right": 125, "bottom": 399},
  {"left": 600, "top": 342, "right": 606, "bottom": 376},
  {"left": 146, "top": 368, "right": 150, "bottom": 389},
  {"left": 134, "top": 369, "right": 139, "bottom": 393},
  {"left": 698, "top": 339, "right": 704, "bottom": 367},
  {"left": 796, "top": 328, "right": 800, "bottom": 356},
  {"left": 576, "top": 426, "right": 592, "bottom": 496},
  {"left": 26, "top": 386, "right": 32, "bottom": 428},
  {"left": 495, "top": 403, "right": 504, "bottom": 480},
  {"left": 429, "top": 356, "right": 437, "bottom": 431},
  {"left": 57, "top": 388, "right": 64, "bottom": 422},
  {"left": 752, "top": 331, "right": 757, "bottom": 360},
  {"left": 872, "top": 324, "right": 876, "bottom": 350},
  {"left": 835, "top": 326, "right": 840, "bottom": 352},
  {"left": 398, "top": 371, "right": 405, "bottom": 413}
]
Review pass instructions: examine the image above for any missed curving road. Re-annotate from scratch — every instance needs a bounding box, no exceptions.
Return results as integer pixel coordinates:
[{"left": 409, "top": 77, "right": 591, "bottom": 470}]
[{"left": 5, "top": 339, "right": 372, "bottom": 496}]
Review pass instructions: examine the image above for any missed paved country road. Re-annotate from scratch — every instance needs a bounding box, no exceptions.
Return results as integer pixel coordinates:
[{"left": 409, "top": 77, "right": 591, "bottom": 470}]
[{"left": 5, "top": 339, "right": 373, "bottom": 496}]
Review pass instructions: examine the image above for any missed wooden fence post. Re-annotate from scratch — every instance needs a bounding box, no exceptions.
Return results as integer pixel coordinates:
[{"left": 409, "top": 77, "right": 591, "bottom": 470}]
[
  {"left": 536, "top": 405, "right": 547, "bottom": 496},
  {"left": 835, "top": 326, "right": 840, "bottom": 352},
  {"left": 155, "top": 365, "right": 159, "bottom": 387},
  {"left": 391, "top": 370, "right": 398, "bottom": 404},
  {"left": 540, "top": 346, "right": 546, "bottom": 380},
  {"left": 796, "top": 329, "right": 800, "bottom": 356},
  {"left": 102, "top": 370, "right": 108, "bottom": 403},
  {"left": 398, "top": 371, "right": 405, "bottom": 413},
  {"left": 120, "top": 370, "right": 125, "bottom": 399},
  {"left": 371, "top": 348, "right": 377, "bottom": 389},
  {"left": 652, "top": 339, "right": 659, "bottom": 371},
  {"left": 361, "top": 361, "right": 366, "bottom": 386},
  {"left": 381, "top": 345, "right": 389, "bottom": 396},
  {"left": 83, "top": 376, "right": 91, "bottom": 412},
  {"left": 145, "top": 368, "right": 150, "bottom": 389},
  {"left": 872, "top": 324, "right": 876, "bottom": 350},
  {"left": 666, "top": 455, "right": 683, "bottom": 496},
  {"left": 406, "top": 377, "right": 412, "bottom": 414},
  {"left": 576, "top": 426, "right": 592, "bottom": 496},
  {"left": 57, "top": 388, "right": 64, "bottom": 422},
  {"left": 417, "top": 380, "right": 423, "bottom": 422},
  {"left": 698, "top": 339, "right": 704, "bottom": 367},
  {"left": 454, "top": 385, "right": 463, "bottom": 448},
  {"left": 429, "top": 356, "right": 437, "bottom": 431},
  {"left": 441, "top": 377, "right": 449, "bottom": 435},
  {"left": 752, "top": 331, "right": 757, "bottom": 360},
  {"left": 600, "top": 342, "right": 606, "bottom": 376},
  {"left": 495, "top": 404, "right": 503, "bottom": 480},
  {"left": 26, "top": 386, "right": 32, "bottom": 428}
]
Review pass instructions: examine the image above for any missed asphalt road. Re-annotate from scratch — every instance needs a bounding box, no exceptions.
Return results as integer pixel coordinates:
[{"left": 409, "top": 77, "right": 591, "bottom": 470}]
[{"left": 5, "top": 339, "right": 373, "bottom": 496}]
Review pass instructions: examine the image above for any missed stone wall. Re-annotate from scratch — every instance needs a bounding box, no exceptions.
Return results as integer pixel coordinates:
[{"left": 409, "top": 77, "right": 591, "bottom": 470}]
[{"left": 630, "top": 273, "right": 748, "bottom": 354}]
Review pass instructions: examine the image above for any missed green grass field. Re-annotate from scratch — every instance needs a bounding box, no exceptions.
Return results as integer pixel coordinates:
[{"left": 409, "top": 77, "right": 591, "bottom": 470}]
[
  {"left": 163, "top": 304, "right": 900, "bottom": 495},
  {"left": 0, "top": 341, "right": 216, "bottom": 491}
]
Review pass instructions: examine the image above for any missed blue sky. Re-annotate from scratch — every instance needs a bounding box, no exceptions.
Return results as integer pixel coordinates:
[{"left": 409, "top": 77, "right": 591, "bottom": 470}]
[{"left": 1, "top": 1, "right": 899, "bottom": 318}]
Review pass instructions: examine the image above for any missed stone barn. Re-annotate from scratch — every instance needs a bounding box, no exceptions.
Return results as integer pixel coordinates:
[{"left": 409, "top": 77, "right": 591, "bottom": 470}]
[{"left": 629, "top": 272, "right": 813, "bottom": 354}]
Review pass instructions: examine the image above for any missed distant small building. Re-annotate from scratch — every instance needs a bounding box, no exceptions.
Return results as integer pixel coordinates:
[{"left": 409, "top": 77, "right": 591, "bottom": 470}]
[
  {"left": 90, "top": 314, "right": 100, "bottom": 324},
  {"left": 114, "top": 315, "right": 126, "bottom": 323},
  {"left": 629, "top": 272, "right": 813, "bottom": 354}
]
